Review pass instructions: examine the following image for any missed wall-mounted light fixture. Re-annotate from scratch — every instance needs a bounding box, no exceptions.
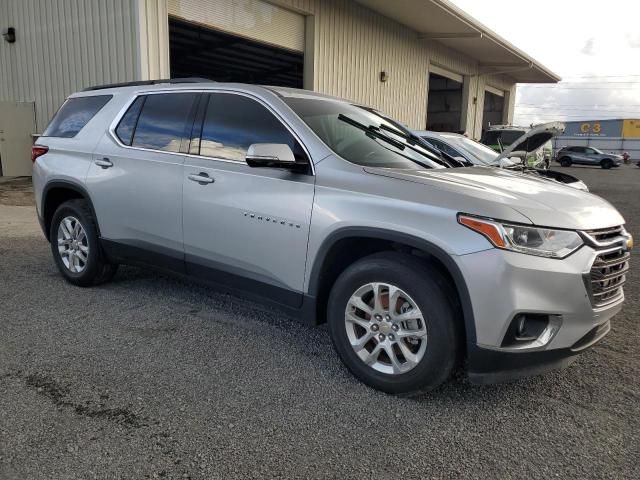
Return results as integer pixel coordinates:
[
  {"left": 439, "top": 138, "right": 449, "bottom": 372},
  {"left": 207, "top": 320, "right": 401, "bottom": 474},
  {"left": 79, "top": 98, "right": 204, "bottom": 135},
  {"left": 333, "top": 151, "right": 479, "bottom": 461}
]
[
  {"left": 379, "top": 71, "right": 388, "bottom": 83},
  {"left": 2, "top": 27, "right": 16, "bottom": 43}
]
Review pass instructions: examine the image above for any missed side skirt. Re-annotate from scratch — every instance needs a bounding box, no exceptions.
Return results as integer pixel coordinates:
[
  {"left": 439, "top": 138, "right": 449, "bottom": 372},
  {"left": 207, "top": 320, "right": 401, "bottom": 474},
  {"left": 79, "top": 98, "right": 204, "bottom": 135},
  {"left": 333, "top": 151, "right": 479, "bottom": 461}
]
[{"left": 100, "top": 238, "right": 318, "bottom": 325}]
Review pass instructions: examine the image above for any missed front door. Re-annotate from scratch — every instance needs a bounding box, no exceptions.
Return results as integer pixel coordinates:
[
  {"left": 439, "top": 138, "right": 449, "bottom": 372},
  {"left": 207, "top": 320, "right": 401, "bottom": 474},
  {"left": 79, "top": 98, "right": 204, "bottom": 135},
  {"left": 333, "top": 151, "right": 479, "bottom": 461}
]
[
  {"left": 182, "top": 92, "right": 315, "bottom": 307},
  {"left": 86, "top": 92, "right": 198, "bottom": 262}
]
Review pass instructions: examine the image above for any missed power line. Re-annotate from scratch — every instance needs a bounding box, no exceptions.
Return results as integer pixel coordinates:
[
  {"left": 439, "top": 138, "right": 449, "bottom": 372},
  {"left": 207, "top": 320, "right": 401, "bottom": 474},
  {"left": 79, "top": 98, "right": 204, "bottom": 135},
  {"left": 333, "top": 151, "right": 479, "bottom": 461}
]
[
  {"left": 520, "top": 86, "right": 640, "bottom": 90},
  {"left": 559, "top": 74, "right": 640, "bottom": 79},
  {"left": 517, "top": 103, "right": 640, "bottom": 108},
  {"left": 517, "top": 107, "right": 640, "bottom": 114}
]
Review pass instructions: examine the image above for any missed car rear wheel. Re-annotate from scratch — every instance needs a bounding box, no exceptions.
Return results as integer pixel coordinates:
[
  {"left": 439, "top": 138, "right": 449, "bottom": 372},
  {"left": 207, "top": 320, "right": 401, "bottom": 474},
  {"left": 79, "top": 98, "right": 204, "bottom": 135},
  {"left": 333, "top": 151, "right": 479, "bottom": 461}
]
[
  {"left": 559, "top": 157, "right": 572, "bottom": 167},
  {"left": 327, "top": 252, "right": 460, "bottom": 394},
  {"left": 601, "top": 159, "right": 613, "bottom": 169},
  {"left": 50, "top": 199, "right": 118, "bottom": 287}
]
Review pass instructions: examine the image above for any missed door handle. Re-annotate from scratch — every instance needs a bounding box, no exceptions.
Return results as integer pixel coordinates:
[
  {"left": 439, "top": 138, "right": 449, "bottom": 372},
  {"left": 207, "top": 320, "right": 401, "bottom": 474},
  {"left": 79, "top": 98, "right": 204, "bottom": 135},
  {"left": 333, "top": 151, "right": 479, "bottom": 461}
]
[
  {"left": 95, "top": 158, "right": 113, "bottom": 169},
  {"left": 188, "top": 173, "right": 215, "bottom": 184}
]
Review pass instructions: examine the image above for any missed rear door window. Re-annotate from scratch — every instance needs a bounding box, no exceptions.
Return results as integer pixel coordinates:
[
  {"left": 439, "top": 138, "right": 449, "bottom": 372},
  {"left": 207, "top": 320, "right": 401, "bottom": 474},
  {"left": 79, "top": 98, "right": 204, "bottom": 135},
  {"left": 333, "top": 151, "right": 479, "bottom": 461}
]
[
  {"left": 42, "top": 95, "right": 112, "bottom": 138},
  {"left": 130, "top": 93, "right": 198, "bottom": 153}
]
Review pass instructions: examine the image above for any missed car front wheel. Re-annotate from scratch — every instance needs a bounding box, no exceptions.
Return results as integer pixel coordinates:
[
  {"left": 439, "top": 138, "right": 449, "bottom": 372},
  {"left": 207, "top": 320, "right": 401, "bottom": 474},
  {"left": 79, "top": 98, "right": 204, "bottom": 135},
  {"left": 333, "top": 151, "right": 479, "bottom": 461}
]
[
  {"left": 327, "top": 252, "right": 460, "bottom": 394},
  {"left": 50, "top": 199, "right": 118, "bottom": 287},
  {"left": 601, "top": 159, "right": 613, "bottom": 169}
]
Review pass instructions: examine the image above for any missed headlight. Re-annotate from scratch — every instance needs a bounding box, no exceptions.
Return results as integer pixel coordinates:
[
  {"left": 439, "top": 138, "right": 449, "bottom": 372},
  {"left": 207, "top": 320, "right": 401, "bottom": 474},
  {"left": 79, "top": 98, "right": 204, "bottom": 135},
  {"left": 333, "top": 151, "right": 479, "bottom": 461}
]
[{"left": 458, "top": 214, "right": 583, "bottom": 258}]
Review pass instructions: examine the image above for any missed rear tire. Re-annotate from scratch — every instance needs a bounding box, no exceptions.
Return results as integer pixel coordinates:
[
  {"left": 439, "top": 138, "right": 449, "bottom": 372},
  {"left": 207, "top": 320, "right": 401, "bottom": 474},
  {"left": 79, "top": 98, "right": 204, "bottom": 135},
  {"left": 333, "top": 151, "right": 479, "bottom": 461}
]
[
  {"left": 327, "top": 252, "right": 460, "bottom": 394},
  {"left": 50, "top": 199, "right": 118, "bottom": 287},
  {"left": 601, "top": 159, "right": 613, "bottom": 169},
  {"left": 559, "top": 157, "right": 572, "bottom": 167}
]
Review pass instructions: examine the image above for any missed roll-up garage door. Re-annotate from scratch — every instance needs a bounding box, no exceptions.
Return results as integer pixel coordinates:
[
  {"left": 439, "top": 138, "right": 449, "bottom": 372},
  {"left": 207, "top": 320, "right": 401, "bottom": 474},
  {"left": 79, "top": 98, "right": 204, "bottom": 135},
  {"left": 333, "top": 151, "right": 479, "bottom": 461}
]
[{"left": 168, "top": 0, "right": 305, "bottom": 52}]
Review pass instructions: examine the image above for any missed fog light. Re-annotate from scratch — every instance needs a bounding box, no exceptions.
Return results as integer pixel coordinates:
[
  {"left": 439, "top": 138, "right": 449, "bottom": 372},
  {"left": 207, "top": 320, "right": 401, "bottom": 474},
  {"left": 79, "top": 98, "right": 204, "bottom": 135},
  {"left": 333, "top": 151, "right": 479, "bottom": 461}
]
[{"left": 502, "top": 313, "right": 561, "bottom": 349}]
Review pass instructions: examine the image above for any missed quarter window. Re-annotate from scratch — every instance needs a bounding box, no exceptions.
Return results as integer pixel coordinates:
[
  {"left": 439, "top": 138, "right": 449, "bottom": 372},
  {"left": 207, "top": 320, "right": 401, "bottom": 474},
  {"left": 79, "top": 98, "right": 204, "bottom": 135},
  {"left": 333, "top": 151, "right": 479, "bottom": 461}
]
[
  {"left": 199, "top": 93, "right": 304, "bottom": 162},
  {"left": 115, "top": 96, "right": 145, "bottom": 146},
  {"left": 130, "top": 93, "right": 198, "bottom": 153},
  {"left": 43, "top": 95, "right": 112, "bottom": 138}
]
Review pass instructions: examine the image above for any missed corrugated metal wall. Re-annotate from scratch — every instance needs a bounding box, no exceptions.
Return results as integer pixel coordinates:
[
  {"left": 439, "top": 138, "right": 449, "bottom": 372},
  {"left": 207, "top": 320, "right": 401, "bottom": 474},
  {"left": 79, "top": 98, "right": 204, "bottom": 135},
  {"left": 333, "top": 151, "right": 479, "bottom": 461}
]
[
  {"left": 0, "top": 0, "right": 139, "bottom": 132},
  {"left": 259, "top": 0, "right": 516, "bottom": 131},
  {"left": 0, "top": 0, "right": 518, "bottom": 134}
]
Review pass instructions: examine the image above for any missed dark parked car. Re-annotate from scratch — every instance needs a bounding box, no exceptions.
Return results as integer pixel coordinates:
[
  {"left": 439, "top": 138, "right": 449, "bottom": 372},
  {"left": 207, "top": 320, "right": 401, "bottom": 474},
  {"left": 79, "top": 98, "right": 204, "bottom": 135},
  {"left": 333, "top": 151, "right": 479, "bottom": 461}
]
[{"left": 556, "top": 146, "right": 623, "bottom": 169}]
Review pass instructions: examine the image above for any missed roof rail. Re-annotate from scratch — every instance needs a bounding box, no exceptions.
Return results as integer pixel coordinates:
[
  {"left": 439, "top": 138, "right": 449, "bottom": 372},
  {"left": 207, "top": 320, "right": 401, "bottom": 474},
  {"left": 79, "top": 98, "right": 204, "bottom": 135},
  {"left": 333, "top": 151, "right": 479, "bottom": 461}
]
[{"left": 82, "top": 78, "right": 214, "bottom": 92}]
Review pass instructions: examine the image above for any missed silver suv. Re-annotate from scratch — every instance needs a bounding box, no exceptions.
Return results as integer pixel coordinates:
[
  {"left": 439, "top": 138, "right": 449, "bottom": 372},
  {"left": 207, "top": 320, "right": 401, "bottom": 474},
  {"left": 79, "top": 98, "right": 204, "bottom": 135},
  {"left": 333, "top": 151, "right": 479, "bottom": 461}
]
[
  {"left": 32, "top": 81, "right": 633, "bottom": 394},
  {"left": 557, "top": 146, "right": 624, "bottom": 169}
]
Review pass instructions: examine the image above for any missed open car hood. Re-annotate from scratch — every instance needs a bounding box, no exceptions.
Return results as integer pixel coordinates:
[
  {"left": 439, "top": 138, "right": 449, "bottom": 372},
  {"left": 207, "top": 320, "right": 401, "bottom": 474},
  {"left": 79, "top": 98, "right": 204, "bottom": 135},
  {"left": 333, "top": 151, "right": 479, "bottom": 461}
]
[{"left": 495, "top": 122, "right": 565, "bottom": 162}]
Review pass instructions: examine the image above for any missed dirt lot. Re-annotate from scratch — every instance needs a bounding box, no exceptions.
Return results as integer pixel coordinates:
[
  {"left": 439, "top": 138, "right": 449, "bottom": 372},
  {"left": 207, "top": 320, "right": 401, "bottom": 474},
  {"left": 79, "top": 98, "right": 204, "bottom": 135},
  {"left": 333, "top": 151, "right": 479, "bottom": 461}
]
[{"left": 0, "top": 166, "right": 638, "bottom": 479}]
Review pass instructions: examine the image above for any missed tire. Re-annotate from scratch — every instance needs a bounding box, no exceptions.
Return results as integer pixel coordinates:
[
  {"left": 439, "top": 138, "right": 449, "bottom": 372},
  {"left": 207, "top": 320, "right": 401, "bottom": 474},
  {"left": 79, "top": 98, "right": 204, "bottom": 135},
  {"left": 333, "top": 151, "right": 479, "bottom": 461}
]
[
  {"left": 559, "top": 157, "right": 572, "bottom": 167},
  {"left": 50, "top": 199, "right": 118, "bottom": 287},
  {"left": 327, "top": 251, "right": 460, "bottom": 394},
  {"left": 601, "top": 159, "right": 613, "bottom": 169}
]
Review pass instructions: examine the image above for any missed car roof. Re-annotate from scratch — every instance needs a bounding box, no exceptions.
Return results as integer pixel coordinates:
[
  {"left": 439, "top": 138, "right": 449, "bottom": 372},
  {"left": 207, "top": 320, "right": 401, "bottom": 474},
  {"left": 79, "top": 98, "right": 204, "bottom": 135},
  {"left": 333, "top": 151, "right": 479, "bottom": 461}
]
[{"left": 70, "top": 81, "right": 344, "bottom": 103}]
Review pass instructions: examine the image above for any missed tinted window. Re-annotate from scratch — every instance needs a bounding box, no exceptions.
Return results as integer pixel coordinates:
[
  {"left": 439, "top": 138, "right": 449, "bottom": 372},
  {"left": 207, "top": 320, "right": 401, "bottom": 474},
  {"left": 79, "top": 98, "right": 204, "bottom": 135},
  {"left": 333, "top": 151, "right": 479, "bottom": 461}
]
[
  {"left": 131, "top": 93, "right": 198, "bottom": 152},
  {"left": 199, "top": 93, "right": 304, "bottom": 162},
  {"left": 115, "top": 96, "right": 145, "bottom": 146},
  {"left": 43, "top": 95, "right": 112, "bottom": 138},
  {"left": 429, "top": 138, "right": 461, "bottom": 158},
  {"left": 500, "top": 130, "right": 524, "bottom": 145},
  {"left": 284, "top": 97, "right": 444, "bottom": 169}
]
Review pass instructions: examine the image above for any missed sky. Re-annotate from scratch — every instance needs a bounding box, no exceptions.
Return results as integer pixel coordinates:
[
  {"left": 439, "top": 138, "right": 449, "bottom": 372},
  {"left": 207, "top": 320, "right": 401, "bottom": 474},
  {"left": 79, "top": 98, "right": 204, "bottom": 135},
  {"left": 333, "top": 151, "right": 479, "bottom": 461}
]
[{"left": 449, "top": 0, "right": 640, "bottom": 125}]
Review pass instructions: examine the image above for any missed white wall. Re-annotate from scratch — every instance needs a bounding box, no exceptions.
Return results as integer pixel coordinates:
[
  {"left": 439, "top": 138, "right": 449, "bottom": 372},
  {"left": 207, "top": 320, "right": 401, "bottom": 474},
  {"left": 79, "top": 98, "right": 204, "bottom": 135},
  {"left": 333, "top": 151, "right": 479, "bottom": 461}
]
[
  {"left": 0, "top": 0, "right": 518, "bottom": 135},
  {"left": 0, "top": 0, "right": 140, "bottom": 132}
]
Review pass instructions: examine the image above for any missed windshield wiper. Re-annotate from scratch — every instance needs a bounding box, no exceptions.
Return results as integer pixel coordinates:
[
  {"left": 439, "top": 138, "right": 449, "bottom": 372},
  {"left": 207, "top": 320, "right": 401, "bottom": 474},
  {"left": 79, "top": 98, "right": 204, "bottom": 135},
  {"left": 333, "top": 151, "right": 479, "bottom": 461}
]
[
  {"left": 337, "top": 114, "right": 406, "bottom": 149},
  {"left": 359, "top": 108, "right": 455, "bottom": 167},
  {"left": 337, "top": 114, "right": 434, "bottom": 169}
]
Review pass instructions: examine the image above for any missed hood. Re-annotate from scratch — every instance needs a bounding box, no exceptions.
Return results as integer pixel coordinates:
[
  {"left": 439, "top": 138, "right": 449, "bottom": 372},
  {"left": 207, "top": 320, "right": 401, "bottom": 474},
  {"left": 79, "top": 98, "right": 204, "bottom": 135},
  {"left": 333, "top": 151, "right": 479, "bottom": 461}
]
[
  {"left": 364, "top": 166, "right": 624, "bottom": 230},
  {"left": 496, "top": 122, "right": 565, "bottom": 162}
]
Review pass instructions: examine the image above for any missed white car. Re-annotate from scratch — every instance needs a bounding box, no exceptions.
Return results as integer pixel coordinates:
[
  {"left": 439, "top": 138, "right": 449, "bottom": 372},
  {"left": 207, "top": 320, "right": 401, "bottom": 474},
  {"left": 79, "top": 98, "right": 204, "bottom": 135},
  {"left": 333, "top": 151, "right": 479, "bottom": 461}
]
[{"left": 414, "top": 123, "right": 589, "bottom": 191}]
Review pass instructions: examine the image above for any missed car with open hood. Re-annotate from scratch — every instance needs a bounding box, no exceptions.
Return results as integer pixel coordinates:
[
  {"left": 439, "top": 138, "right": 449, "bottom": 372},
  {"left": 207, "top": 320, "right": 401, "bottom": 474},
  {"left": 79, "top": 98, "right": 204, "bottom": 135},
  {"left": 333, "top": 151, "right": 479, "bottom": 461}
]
[
  {"left": 32, "top": 81, "right": 631, "bottom": 394},
  {"left": 414, "top": 123, "right": 589, "bottom": 191}
]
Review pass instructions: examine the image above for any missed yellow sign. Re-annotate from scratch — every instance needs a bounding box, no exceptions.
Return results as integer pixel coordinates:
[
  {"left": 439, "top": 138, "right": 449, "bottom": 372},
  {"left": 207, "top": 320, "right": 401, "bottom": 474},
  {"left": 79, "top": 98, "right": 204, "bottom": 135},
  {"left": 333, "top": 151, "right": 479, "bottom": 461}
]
[{"left": 622, "top": 119, "right": 640, "bottom": 138}]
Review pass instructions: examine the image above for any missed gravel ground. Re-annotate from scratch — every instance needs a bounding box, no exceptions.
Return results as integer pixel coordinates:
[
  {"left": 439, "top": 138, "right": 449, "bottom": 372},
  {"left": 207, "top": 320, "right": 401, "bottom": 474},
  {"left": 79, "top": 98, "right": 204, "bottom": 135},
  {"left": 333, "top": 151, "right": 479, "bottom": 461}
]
[{"left": 0, "top": 166, "right": 638, "bottom": 479}]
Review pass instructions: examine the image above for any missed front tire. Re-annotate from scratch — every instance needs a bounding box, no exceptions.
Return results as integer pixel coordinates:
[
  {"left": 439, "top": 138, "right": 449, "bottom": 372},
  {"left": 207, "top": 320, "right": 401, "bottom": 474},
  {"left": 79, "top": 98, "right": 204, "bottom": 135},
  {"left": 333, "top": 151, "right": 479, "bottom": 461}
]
[
  {"left": 327, "top": 252, "right": 460, "bottom": 394},
  {"left": 50, "top": 199, "right": 117, "bottom": 287},
  {"left": 601, "top": 159, "right": 613, "bottom": 169}
]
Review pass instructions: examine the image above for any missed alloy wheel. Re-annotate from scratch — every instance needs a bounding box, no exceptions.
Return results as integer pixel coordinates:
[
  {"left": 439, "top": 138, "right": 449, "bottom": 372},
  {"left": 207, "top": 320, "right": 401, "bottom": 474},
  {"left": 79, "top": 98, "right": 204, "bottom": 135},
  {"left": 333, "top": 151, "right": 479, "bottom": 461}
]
[
  {"left": 57, "top": 216, "right": 89, "bottom": 273},
  {"left": 345, "top": 282, "right": 427, "bottom": 375}
]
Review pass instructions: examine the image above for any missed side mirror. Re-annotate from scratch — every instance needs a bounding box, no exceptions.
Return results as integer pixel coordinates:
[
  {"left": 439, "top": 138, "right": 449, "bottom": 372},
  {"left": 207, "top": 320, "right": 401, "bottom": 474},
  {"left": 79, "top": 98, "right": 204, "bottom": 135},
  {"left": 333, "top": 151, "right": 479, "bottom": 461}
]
[{"left": 246, "top": 143, "right": 304, "bottom": 171}]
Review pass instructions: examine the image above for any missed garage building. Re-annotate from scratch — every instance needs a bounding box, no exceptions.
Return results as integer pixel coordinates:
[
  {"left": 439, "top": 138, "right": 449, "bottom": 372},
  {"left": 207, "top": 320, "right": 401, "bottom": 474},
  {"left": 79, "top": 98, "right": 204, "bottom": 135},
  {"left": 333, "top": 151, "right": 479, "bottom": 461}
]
[{"left": 0, "top": 0, "right": 559, "bottom": 176}]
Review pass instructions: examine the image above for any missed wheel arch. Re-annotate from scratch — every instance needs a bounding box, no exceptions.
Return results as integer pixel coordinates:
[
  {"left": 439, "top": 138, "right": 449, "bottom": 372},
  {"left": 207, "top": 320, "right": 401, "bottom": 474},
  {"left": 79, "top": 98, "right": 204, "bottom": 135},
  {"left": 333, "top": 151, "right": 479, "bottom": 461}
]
[
  {"left": 307, "top": 227, "right": 477, "bottom": 346},
  {"left": 41, "top": 180, "right": 100, "bottom": 241}
]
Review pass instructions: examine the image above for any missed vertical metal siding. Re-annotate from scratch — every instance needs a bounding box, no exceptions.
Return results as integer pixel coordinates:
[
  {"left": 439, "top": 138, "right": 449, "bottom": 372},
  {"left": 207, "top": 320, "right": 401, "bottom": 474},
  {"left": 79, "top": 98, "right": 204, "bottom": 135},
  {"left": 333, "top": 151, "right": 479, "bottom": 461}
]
[
  {"left": 0, "top": 0, "right": 139, "bottom": 132},
  {"left": 272, "top": 0, "right": 517, "bottom": 130}
]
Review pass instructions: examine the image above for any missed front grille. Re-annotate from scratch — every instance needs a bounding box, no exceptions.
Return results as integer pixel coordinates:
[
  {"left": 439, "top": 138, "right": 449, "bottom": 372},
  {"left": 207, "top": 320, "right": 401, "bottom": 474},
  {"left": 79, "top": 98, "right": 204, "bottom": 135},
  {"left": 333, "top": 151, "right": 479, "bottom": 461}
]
[
  {"left": 589, "top": 248, "right": 630, "bottom": 307},
  {"left": 586, "top": 225, "right": 625, "bottom": 243}
]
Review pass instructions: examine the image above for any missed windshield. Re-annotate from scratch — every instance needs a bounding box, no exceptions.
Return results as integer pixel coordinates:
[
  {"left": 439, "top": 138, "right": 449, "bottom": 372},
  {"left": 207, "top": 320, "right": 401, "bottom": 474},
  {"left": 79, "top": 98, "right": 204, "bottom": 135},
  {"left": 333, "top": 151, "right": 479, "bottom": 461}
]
[
  {"left": 437, "top": 135, "right": 499, "bottom": 165},
  {"left": 590, "top": 147, "right": 603, "bottom": 154},
  {"left": 283, "top": 96, "right": 445, "bottom": 169}
]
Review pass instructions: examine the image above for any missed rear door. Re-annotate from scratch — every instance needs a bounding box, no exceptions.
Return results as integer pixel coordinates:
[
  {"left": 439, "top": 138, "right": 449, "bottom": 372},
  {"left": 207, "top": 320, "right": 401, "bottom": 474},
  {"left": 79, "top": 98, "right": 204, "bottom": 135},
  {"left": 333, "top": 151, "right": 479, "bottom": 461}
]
[
  {"left": 182, "top": 92, "right": 315, "bottom": 306},
  {"left": 86, "top": 91, "right": 199, "bottom": 265}
]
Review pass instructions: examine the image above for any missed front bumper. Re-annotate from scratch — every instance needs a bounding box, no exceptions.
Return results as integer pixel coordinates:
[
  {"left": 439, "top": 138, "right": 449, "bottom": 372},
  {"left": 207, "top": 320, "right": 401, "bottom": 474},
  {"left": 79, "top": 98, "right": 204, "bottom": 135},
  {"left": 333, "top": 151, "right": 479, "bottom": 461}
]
[{"left": 456, "top": 245, "right": 625, "bottom": 382}]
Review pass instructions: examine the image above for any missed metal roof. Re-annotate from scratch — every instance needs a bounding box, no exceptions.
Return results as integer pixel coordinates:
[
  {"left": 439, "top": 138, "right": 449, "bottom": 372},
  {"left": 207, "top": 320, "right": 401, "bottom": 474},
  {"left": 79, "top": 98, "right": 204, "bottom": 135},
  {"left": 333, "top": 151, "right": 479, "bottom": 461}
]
[{"left": 355, "top": 0, "right": 561, "bottom": 83}]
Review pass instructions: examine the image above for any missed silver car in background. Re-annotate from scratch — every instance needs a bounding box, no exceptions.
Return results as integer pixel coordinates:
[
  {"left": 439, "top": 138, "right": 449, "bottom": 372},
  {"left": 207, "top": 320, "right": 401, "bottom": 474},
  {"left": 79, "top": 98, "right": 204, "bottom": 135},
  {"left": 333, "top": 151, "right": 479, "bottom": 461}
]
[
  {"left": 557, "top": 146, "right": 624, "bottom": 169},
  {"left": 414, "top": 127, "right": 589, "bottom": 191}
]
